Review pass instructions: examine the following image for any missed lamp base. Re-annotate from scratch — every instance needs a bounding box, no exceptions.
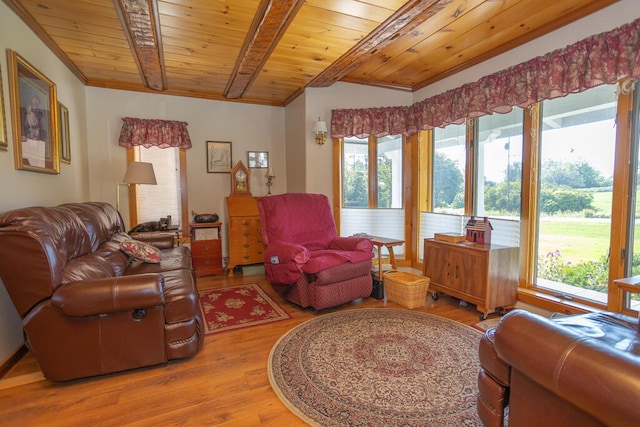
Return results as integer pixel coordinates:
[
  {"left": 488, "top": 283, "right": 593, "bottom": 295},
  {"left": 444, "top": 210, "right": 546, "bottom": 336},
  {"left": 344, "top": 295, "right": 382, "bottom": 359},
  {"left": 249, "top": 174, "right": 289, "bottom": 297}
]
[{"left": 266, "top": 176, "right": 274, "bottom": 195}]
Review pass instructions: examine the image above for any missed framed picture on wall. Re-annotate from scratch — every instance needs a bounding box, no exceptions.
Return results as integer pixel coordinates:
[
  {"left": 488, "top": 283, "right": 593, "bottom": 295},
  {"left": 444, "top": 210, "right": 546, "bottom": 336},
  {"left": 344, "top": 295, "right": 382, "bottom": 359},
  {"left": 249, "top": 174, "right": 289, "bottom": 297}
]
[
  {"left": 0, "top": 62, "right": 7, "bottom": 151},
  {"left": 58, "top": 102, "right": 70, "bottom": 163},
  {"left": 206, "top": 140, "right": 232, "bottom": 173},
  {"left": 7, "top": 49, "right": 59, "bottom": 174},
  {"left": 247, "top": 151, "right": 268, "bottom": 168}
]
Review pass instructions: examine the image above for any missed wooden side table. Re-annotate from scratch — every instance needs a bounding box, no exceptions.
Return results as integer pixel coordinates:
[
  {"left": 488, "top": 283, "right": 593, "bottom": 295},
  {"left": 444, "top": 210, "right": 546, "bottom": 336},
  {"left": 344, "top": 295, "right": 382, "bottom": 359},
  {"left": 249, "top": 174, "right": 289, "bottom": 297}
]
[
  {"left": 368, "top": 236, "right": 405, "bottom": 280},
  {"left": 189, "top": 222, "right": 224, "bottom": 276}
]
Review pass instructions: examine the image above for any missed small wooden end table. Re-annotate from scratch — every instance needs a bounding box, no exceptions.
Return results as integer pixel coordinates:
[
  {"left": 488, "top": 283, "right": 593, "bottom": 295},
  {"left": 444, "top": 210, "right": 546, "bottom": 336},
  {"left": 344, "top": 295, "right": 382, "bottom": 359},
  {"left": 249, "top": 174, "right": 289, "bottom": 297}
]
[{"left": 368, "top": 236, "right": 405, "bottom": 280}]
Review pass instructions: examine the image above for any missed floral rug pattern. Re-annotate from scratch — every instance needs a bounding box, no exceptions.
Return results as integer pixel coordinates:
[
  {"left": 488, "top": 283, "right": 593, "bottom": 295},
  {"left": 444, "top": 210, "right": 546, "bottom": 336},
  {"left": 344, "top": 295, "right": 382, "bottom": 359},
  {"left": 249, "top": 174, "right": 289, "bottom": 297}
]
[
  {"left": 268, "top": 308, "right": 483, "bottom": 426},
  {"left": 198, "top": 284, "right": 289, "bottom": 334}
]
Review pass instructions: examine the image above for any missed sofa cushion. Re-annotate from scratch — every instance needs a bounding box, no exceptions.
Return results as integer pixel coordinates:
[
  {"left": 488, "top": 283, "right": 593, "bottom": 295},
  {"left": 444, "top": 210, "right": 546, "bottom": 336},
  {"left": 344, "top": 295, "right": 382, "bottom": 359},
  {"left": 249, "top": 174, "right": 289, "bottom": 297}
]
[
  {"left": 62, "top": 254, "right": 116, "bottom": 284},
  {"left": 125, "top": 245, "right": 192, "bottom": 275},
  {"left": 120, "top": 240, "right": 161, "bottom": 263}
]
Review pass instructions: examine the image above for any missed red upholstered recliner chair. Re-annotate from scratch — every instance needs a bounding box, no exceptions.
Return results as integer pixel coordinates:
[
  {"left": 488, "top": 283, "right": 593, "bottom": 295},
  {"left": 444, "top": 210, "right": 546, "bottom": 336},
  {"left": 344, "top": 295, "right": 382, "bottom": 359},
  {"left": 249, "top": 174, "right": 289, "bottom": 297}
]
[{"left": 257, "top": 193, "right": 374, "bottom": 310}]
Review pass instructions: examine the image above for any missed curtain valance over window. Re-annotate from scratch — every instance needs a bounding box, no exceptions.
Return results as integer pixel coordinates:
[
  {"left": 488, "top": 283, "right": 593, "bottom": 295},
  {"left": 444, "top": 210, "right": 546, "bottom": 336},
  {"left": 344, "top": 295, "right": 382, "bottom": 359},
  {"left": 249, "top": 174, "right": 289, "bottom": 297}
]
[
  {"left": 118, "top": 117, "right": 192, "bottom": 149},
  {"left": 331, "top": 17, "right": 640, "bottom": 138}
]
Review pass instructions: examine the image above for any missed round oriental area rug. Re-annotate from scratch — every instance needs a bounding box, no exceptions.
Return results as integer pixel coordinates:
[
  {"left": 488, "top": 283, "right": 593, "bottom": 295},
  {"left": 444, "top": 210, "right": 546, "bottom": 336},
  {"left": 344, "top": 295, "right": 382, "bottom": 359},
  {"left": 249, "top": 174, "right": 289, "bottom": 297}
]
[{"left": 268, "top": 308, "right": 483, "bottom": 426}]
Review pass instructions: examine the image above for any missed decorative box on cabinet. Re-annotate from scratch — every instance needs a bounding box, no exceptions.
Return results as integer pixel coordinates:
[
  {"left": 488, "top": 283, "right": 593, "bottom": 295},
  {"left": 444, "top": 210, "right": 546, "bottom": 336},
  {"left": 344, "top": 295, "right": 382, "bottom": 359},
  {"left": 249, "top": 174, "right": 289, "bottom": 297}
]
[
  {"left": 189, "top": 222, "right": 224, "bottom": 277},
  {"left": 423, "top": 238, "right": 519, "bottom": 319},
  {"left": 226, "top": 196, "right": 264, "bottom": 274}
]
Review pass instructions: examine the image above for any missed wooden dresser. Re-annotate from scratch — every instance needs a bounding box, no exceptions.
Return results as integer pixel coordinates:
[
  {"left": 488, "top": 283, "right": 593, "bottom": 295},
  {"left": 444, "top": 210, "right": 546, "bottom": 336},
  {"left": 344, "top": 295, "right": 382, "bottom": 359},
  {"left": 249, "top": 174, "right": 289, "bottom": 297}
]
[
  {"left": 226, "top": 196, "right": 264, "bottom": 274},
  {"left": 423, "top": 238, "right": 519, "bottom": 320},
  {"left": 189, "top": 222, "right": 224, "bottom": 277}
]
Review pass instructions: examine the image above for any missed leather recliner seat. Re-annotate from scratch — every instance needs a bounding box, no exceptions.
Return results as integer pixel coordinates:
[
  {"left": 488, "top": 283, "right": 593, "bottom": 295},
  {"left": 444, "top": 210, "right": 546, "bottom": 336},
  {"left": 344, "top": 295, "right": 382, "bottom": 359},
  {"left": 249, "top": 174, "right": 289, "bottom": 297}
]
[{"left": 0, "top": 202, "right": 203, "bottom": 381}]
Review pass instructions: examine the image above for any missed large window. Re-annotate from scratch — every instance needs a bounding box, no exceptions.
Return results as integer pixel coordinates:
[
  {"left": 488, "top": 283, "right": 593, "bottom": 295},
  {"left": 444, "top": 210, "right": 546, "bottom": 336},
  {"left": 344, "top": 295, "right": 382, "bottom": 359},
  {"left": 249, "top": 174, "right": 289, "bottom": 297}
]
[
  {"left": 534, "top": 84, "right": 617, "bottom": 304},
  {"left": 476, "top": 109, "right": 524, "bottom": 218},
  {"left": 624, "top": 83, "right": 640, "bottom": 311},
  {"left": 343, "top": 137, "right": 369, "bottom": 208},
  {"left": 130, "top": 146, "right": 187, "bottom": 230},
  {"left": 341, "top": 134, "right": 405, "bottom": 256},
  {"left": 433, "top": 123, "right": 466, "bottom": 214}
]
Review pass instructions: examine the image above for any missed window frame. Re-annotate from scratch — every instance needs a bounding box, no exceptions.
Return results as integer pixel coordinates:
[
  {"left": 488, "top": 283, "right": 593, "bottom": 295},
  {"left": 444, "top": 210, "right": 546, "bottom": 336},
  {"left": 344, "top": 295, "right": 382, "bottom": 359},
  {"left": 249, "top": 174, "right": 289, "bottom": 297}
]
[
  {"left": 126, "top": 147, "right": 189, "bottom": 233},
  {"left": 413, "top": 82, "right": 638, "bottom": 315},
  {"left": 334, "top": 135, "right": 415, "bottom": 266}
]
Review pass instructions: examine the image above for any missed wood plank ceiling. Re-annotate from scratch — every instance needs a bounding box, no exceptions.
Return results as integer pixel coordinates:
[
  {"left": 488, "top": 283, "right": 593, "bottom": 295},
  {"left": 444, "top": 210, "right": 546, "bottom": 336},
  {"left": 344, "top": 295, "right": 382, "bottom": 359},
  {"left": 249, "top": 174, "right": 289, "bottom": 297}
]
[{"left": 4, "top": 0, "right": 619, "bottom": 106}]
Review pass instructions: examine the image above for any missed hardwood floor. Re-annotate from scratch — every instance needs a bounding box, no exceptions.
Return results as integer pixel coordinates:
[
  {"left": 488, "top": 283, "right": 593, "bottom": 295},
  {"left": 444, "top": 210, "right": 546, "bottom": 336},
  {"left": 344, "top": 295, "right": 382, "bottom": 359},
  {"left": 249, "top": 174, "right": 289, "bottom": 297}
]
[{"left": 0, "top": 271, "right": 487, "bottom": 426}]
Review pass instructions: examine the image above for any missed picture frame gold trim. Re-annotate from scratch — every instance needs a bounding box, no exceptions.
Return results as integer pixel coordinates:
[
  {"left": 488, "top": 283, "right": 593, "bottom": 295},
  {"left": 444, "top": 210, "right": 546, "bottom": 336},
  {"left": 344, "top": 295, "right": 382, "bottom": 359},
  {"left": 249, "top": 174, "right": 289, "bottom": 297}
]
[
  {"left": 0, "top": 62, "right": 7, "bottom": 151},
  {"left": 58, "top": 102, "right": 70, "bottom": 163},
  {"left": 206, "top": 140, "right": 232, "bottom": 173},
  {"left": 7, "top": 49, "right": 59, "bottom": 174}
]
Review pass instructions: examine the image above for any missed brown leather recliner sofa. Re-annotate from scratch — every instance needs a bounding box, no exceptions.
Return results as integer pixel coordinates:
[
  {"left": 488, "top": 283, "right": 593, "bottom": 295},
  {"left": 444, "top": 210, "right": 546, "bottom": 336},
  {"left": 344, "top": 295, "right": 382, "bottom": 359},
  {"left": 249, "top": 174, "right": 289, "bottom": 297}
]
[
  {"left": 478, "top": 309, "right": 640, "bottom": 426},
  {"left": 0, "top": 202, "right": 204, "bottom": 381}
]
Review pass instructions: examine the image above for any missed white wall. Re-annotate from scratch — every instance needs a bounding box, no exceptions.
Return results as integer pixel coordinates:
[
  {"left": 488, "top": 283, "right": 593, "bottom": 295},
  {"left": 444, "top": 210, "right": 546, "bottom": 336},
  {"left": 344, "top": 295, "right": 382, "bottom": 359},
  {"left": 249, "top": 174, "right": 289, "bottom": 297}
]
[
  {"left": 85, "top": 87, "right": 287, "bottom": 249},
  {"left": 0, "top": 2, "right": 90, "bottom": 366},
  {"left": 284, "top": 92, "right": 306, "bottom": 194}
]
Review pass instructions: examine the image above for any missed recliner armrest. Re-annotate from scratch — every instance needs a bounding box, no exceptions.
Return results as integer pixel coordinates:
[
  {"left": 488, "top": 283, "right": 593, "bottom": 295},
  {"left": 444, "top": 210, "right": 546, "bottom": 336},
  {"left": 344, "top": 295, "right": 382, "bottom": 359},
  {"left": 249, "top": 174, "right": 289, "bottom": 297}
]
[
  {"left": 129, "top": 231, "right": 176, "bottom": 249},
  {"left": 264, "top": 240, "right": 310, "bottom": 264},
  {"left": 51, "top": 274, "right": 164, "bottom": 317},
  {"left": 263, "top": 240, "right": 310, "bottom": 284},
  {"left": 494, "top": 310, "right": 640, "bottom": 426},
  {"left": 329, "top": 236, "right": 374, "bottom": 252}
]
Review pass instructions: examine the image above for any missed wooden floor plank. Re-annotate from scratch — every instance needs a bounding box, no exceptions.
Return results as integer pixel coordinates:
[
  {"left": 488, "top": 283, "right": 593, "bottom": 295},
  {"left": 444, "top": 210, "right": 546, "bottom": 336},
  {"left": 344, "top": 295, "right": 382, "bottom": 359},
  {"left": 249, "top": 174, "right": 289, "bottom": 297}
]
[{"left": 0, "top": 271, "right": 487, "bottom": 425}]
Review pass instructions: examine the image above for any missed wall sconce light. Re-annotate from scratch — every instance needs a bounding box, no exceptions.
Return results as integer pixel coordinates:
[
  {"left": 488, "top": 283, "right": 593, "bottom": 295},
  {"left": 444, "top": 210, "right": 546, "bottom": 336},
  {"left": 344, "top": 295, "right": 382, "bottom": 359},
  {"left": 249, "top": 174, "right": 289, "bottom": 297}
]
[
  {"left": 265, "top": 167, "right": 275, "bottom": 195},
  {"left": 312, "top": 118, "right": 328, "bottom": 145},
  {"left": 116, "top": 161, "right": 157, "bottom": 212}
]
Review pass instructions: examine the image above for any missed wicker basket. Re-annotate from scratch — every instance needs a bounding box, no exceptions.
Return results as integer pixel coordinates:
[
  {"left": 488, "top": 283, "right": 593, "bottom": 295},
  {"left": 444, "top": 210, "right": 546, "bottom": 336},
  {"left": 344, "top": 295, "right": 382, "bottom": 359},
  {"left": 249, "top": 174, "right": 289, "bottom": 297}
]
[{"left": 383, "top": 271, "right": 430, "bottom": 309}]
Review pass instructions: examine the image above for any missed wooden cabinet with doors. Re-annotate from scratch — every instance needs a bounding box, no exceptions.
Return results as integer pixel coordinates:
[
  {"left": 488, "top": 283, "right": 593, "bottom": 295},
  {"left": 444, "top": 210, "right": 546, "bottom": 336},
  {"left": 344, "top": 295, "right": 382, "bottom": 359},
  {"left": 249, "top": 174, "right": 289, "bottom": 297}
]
[
  {"left": 423, "top": 238, "right": 519, "bottom": 319},
  {"left": 226, "top": 196, "right": 264, "bottom": 274}
]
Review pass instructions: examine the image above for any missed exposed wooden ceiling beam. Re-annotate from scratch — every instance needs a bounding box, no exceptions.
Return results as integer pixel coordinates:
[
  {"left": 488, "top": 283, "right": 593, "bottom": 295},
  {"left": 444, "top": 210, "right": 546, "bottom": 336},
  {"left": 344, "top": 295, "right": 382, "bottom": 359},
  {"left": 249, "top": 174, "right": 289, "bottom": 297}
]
[
  {"left": 113, "top": 0, "right": 166, "bottom": 91},
  {"left": 224, "top": 0, "right": 304, "bottom": 99},
  {"left": 308, "top": 0, "right": 449, "bottom": 88}
]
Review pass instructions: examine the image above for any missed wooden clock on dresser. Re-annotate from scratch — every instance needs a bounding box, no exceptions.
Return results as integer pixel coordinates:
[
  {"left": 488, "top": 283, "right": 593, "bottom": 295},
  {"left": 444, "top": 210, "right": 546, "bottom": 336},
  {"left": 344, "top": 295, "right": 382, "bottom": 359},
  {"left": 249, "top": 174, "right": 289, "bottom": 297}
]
[{"left": 225, "top": 196, "right": 264, "bottom": 274}]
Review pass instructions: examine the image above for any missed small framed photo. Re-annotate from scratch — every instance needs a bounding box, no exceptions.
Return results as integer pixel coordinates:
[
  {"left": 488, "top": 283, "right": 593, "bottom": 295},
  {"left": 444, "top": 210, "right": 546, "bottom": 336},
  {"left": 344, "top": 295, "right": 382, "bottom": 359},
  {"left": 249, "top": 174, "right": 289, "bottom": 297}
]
[
  {"left": 247, "top": 151, "right": 268, "bottom": 168},
  {"left": 207, "top": 141, "right": 232, "bottom": 173},
  {"left": 58, "top": 102, "right": 70, "bottom": 163}
]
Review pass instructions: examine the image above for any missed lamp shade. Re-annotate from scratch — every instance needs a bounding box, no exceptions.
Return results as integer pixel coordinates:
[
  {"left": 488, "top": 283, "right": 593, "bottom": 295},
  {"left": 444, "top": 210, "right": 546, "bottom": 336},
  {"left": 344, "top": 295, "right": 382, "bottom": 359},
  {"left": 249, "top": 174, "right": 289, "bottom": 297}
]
[
  {"left": 123, "top": 162, "right": 157, "bottom": 185},
  {"left": 312, "top": 120, "right": 328, "bottom": 133}
]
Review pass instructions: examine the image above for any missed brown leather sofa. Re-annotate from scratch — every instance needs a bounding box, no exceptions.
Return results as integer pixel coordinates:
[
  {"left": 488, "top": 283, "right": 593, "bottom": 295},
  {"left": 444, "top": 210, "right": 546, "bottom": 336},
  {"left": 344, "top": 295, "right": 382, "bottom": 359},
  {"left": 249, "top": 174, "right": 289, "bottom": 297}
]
[
  {"left": 478, "top": 309, "right": 640, "bottom": 426},
  {"left": 0, "top": 202, "right": 204, "bottom": 381}
]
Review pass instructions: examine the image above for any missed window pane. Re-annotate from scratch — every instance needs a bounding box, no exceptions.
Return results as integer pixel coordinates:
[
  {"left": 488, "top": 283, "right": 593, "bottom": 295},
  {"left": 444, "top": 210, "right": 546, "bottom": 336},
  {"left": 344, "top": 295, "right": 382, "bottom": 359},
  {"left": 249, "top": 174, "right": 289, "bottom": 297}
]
[
  {"left": 535, "top": 84, "right": 617, "bottom": 304},
  {"left": 476, "top": 109, "right": 524, "bottom": 218},
  {"left": 343, "top": 137, "right": 369, "bottom": 208},
  {"left": 137, "top": 146, "right": 182, "bottom": 226},
  {"left": 377, "top": 135, "right": 402, "bottom": 208},
  {"left": 627, "top": 84, "right": 640, "bottom": 311},
  {"left": 433, "top": 123, "right": 466, "bottom": 214}
]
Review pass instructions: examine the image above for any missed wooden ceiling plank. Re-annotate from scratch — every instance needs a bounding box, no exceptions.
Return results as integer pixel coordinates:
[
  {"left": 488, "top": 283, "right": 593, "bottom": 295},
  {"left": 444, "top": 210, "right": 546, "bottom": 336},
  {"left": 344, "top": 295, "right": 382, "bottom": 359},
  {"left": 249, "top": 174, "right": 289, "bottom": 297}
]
[
  {"left": 307, "top": 0, "right": 449, "bottom": 88},
  {"left": 113, "top": 0, "right": 167, "bottom": 91},
  {"left": 2, "top": 0, "right": 88, "bottom": 84},
  {"left": 405, "top": 0, "right": 615, "bottom": 88},
  {"left": 347, "top": 0, "right": 487, "bottom": 80},
  {"left": 224, "top": 0, "right": 305, "bottom": 99}
]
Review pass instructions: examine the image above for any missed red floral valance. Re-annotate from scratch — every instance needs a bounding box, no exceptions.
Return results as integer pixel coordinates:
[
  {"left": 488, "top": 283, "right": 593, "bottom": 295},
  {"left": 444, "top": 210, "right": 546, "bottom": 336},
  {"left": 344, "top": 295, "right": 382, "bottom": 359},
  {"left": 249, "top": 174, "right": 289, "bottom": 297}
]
[
  {"left": 332, "top": 17, "right": 640, "bottom": 138},
  {"left": 118, "top": 117, "right": 192, "bottom": 149}
]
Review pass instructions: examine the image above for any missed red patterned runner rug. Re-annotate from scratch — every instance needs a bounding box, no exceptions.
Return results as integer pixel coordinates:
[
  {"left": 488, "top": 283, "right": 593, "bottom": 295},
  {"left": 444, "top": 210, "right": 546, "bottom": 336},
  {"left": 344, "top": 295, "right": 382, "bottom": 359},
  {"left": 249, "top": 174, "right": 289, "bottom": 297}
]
[
  {"left": 198, "top": 283, "right": 290, "bottom": 335},
  {"left": 268, "top": 308, "right": 483, "bottom": 426}
]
